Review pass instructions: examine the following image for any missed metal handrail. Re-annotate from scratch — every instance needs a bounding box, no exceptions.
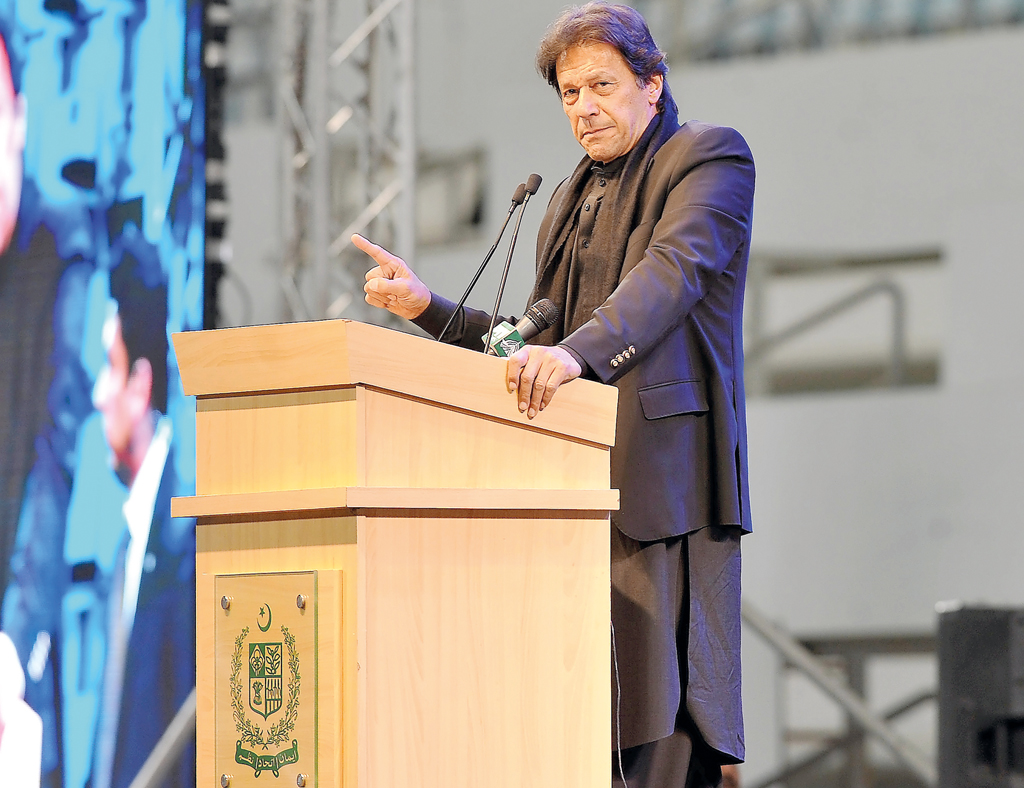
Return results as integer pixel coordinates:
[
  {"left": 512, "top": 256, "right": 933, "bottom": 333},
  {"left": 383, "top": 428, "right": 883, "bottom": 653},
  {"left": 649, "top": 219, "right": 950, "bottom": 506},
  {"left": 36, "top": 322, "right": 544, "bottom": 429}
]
[
  {"left": 749, "top": 689, "right": 936, "bottom": 788},
  {"left": 746, "top": 278, "right": 907, "bottom": 388},
  {"left": 741, "top": 601, "right": 937, "bottom": 786}
]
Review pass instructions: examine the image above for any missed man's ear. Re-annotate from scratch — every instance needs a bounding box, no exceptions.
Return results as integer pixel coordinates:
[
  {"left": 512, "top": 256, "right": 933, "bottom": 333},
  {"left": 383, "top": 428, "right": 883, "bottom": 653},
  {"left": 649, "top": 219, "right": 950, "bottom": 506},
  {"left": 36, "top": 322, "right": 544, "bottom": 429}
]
[
  {"left": 127, "top": 356, "right": 154, "bottom": 412},
  {"left": 647, "top": 74, "right": 663, "bottom": 107}
]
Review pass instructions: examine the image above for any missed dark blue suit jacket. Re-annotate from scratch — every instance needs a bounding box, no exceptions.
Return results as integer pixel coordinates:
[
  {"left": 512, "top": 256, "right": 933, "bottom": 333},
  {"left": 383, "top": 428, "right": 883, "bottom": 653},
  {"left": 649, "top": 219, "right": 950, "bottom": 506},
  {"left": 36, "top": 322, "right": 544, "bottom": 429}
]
[
  {"left": 554, "top": 121, "right": 755, "bottom": 543},
  {"left": 422, "top": 121, "right": 754, "bottom": 543},
  {"left": 112, "top": 447, "right": 196, "bottom": 788}
]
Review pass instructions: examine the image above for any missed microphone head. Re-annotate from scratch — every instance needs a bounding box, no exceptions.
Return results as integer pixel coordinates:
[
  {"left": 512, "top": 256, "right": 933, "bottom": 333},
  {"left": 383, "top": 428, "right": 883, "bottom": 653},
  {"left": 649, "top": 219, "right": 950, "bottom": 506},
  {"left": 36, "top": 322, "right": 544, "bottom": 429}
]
[
  {"left": 517, "top": 298, "right": 560, "bottom": 341},
  {"left": 511, "top": 183, "right": 527, "bottom": 205},
  {"left": 528, "top": 298, "right": 559, "bottom": 328},
  {"left": 525, "top": 173, "right": 543, "bottom": 195}
]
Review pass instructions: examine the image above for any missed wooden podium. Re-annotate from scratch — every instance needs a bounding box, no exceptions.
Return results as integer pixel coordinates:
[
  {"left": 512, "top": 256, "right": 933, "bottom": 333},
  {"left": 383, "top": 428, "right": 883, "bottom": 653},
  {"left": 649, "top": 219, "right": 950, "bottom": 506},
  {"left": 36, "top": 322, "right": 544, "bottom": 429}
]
[{"left": 171, "top": 319, "right": 618, "bottom": 788}]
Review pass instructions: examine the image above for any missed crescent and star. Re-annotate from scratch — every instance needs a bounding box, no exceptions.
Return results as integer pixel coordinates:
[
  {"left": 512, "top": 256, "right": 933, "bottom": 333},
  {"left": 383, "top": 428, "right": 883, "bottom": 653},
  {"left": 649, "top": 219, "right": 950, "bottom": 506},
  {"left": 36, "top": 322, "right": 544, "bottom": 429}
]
[{"left": 257, "top": 604, "right": 273, "bottom": 632}]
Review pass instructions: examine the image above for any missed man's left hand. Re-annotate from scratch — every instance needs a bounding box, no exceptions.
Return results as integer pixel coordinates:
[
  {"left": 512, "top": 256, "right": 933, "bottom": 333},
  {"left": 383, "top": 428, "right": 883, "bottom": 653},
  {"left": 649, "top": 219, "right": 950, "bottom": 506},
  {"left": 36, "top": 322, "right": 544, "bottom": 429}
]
[{"left": 506, "top": 345, "right": 582, "bottom": 419}]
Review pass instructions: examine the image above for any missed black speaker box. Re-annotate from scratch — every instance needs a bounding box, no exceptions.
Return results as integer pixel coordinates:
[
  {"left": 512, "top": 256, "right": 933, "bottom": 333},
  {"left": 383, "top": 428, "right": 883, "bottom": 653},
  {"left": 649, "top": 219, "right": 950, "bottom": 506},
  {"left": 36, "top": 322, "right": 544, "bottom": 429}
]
[{"left": 939, "top": 606, "right": 1024, "bottom": 788}]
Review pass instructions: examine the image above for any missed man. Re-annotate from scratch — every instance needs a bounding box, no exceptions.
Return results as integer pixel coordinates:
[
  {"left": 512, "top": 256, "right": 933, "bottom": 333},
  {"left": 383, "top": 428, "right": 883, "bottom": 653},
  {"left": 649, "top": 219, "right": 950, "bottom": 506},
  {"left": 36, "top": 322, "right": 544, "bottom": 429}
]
[
  {"left": 33, "top": 246, "right": 193, "bottom": 788},
  {"left": 354, "top": 4, "right": 754, "bottom": 786},
  {"left": 83, "top": 249, "right": 195, "bottom": 788}
]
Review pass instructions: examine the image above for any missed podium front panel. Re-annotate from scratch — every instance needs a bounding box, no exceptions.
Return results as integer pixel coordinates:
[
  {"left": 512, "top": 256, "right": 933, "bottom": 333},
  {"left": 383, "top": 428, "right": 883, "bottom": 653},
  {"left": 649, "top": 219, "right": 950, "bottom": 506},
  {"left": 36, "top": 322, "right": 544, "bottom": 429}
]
[
  {"left": 197, "top": 518, "right": 355, "bottom": 788},
  {"left": 196, "top": 389, "right": 359, "bottom": 495}
]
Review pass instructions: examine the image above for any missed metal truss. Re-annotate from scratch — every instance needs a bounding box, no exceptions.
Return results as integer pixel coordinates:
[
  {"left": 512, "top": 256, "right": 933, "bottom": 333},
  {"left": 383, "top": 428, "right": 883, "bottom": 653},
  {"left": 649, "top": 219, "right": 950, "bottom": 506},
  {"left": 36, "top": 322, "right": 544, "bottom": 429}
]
[{"left": 274, "top": 0, "right": 415, "bottom": 325}]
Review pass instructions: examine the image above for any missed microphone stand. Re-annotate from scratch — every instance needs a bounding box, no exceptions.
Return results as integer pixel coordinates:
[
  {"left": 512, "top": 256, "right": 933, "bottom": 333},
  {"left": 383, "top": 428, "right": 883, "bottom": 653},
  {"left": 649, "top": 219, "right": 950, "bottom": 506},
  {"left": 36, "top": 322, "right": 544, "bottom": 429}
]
[
  {"left": 437, "top": 183, "right": 526, "bottom": 342},
  {"left": 484, "top": 191, "right": 534, "bottom": 355}
]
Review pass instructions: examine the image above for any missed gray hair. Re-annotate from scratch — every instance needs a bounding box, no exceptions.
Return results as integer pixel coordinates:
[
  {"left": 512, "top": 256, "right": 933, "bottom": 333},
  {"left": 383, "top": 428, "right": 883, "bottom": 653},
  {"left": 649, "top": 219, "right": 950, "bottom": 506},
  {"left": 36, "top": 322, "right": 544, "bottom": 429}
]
[{"left": 535, "top": 2, "right": 677, "bottom": 117}]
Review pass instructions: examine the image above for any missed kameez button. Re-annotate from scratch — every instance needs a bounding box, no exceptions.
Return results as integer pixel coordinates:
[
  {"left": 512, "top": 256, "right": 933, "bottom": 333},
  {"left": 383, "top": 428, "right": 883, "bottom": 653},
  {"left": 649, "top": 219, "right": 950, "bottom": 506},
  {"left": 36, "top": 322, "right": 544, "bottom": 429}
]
[{"left": 584, "top": 203, "right": 591, "bottom": 211}]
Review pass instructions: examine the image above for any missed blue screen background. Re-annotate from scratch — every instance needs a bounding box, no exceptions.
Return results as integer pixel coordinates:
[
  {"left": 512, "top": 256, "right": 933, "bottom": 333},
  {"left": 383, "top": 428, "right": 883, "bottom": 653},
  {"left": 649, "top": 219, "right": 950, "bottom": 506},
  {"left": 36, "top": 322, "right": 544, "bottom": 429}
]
[{"left": 0, "top": 1, "right": 205, "bottom": 785}]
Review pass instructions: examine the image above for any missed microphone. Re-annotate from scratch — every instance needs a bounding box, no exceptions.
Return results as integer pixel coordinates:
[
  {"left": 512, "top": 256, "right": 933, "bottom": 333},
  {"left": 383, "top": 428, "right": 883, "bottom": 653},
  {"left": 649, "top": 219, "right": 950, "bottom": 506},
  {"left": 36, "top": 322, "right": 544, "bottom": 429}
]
[
  {"left": 484, "top": 299, "right": 561, "bottom": 357},
  {"left": 437, "top": 182, "right": 528, "bottom": 342},
  {"left": 524, "top": 172, "right": 542, "bottom": 197},
  {"left": 484, "top": 173, "right": 543, "bottom": 355}
]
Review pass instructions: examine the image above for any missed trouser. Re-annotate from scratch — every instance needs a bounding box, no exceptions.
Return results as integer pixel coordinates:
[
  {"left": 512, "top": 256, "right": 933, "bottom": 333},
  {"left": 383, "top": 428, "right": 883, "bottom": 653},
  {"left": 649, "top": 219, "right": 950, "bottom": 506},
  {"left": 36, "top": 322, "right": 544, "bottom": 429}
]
[{"left": 610, "top": 523, "right": 744, "bottom": 787}]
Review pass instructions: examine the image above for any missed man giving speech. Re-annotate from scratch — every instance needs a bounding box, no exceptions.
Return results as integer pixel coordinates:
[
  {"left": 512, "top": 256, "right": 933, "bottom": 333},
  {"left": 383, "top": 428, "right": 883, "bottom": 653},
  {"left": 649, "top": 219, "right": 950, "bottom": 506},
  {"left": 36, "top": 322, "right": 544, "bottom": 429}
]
[{"left": 354, "top": 4, "right": 755, "bottom": 786}]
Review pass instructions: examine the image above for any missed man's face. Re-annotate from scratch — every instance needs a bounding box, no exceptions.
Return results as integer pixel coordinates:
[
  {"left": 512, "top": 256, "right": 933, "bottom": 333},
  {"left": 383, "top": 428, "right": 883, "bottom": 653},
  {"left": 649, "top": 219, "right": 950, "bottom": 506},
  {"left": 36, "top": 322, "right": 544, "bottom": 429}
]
[
  {"left": 556, "top": 41, "right": 662, "bottom": 164},
  {"left": 0, "top": 43, "right": 25, "bottom": 252},
  {"left": 93, "top": 309, "right": 149, "bottom": 473}
]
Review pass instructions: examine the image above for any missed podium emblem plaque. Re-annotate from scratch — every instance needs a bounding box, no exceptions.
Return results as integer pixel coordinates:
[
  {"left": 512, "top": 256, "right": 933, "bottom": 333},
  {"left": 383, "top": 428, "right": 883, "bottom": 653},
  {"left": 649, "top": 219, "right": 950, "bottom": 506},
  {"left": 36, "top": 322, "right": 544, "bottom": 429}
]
[{"left": 215, "top": 572, "right": 319, "bottom": 784}]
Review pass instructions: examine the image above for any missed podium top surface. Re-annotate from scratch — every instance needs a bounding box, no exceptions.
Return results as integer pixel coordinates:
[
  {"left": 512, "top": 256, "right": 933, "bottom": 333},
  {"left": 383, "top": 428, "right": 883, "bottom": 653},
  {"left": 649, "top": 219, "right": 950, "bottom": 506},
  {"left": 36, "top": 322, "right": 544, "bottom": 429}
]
[{"left": 173, "top": 319, "right": 617, "bottom": 447}]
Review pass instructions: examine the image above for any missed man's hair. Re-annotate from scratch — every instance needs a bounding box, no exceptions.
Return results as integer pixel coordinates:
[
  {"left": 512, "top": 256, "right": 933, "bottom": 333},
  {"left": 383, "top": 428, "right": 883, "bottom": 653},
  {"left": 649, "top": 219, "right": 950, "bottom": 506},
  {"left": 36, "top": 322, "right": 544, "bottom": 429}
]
[
  {"left": 536, "top": 2, "right": 678, "bottom": 117},
  {"left": 109, "top": 248, "right": 169, "bottom": 413}
]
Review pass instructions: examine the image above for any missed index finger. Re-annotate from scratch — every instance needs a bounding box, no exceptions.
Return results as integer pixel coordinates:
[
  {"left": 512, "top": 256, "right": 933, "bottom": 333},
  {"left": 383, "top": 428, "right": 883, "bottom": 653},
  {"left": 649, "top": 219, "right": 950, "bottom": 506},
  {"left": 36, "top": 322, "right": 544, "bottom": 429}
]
[{"left": 352, "top": 234, "right": 400, "bottom": 275}]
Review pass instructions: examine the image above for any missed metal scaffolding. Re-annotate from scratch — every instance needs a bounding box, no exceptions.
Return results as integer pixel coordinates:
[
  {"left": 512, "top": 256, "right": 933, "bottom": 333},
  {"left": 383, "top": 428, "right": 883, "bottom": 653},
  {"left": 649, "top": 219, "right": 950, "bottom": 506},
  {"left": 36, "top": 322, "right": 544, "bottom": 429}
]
[{"left": 273, "top": 0, "right": 415, "bottom": 325}]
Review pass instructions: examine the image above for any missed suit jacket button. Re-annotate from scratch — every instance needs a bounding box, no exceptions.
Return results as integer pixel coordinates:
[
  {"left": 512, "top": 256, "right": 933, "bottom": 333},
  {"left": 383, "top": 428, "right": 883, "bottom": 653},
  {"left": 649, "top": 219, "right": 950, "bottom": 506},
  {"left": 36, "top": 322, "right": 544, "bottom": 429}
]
[
  {"left": 610, "top": 359, "right": 619, "bottom": 367},
  {"left": 629, "top": 345, "right": 636, "bottom": 354}
]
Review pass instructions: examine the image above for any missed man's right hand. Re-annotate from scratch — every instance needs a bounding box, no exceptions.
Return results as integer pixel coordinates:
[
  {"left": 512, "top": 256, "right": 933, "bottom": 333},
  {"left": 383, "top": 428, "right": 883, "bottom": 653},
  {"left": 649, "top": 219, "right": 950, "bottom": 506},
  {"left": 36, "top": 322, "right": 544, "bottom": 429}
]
[{"left": 352, "top": 233, "right": 431, "bottom": 320}]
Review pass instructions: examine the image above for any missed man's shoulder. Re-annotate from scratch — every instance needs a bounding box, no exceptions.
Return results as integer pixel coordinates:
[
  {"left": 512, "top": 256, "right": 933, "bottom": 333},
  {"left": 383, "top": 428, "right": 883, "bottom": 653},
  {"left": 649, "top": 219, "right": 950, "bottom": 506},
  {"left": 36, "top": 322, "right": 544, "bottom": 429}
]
[
  {"left": 659, "top": 120, "right": 752, "bottom": 162},
  {"left": 673, "top": 119, "right": 746, "bottom": 142}
]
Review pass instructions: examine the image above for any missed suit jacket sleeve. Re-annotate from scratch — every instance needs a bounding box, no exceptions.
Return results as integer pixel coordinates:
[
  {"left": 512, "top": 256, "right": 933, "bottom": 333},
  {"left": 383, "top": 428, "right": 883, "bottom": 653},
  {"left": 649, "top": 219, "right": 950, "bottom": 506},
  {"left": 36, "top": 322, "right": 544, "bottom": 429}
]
[{"left": 412, "top": 291, "right": 518, "bottom": 350}]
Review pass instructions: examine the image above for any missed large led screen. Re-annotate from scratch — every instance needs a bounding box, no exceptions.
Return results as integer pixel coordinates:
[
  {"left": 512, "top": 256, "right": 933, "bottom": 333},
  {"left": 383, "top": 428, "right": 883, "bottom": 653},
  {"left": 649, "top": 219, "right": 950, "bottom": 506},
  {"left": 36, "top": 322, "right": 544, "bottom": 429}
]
[{"left": 0, "top": 1, "right": 205, "bottom": 786}]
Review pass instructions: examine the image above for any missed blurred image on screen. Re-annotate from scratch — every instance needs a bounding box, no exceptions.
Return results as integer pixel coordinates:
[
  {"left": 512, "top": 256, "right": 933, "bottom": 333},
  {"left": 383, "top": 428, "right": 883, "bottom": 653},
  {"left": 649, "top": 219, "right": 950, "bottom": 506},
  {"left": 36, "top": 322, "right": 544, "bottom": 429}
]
[{"left": 0, "top": 2, "right": 205, "bottom": 786}]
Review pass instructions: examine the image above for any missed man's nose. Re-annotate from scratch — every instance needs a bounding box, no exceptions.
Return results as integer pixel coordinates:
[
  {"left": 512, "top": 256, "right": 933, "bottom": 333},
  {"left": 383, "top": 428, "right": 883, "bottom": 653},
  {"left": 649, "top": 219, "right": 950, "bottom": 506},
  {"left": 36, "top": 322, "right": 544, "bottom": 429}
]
[{"left": 576, "top": 88, "right": 600, "bottom": 116}]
